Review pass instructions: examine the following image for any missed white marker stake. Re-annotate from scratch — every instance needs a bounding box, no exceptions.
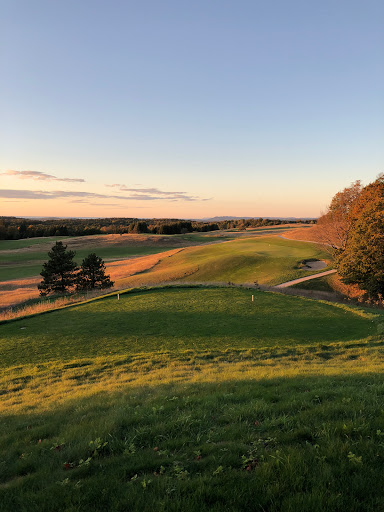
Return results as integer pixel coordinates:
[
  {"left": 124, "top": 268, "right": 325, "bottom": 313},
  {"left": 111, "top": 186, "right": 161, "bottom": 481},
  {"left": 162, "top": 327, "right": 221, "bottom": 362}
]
[
  {"left": 117, "top": 294, "right": 120, "bottom": 300},
  {"left": 252, "top": 295, "right": 254, "bottom": 302}
]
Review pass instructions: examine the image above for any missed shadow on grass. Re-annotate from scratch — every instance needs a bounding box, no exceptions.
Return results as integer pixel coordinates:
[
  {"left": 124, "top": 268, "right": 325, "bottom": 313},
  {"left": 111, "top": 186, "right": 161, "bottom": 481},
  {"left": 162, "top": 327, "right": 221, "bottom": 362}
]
[
  {"left": 1, "top": 287, "right": 377, "bottom": 368},
  {"left": 1, "top": 373, "right": 384, "bottom": 512}
]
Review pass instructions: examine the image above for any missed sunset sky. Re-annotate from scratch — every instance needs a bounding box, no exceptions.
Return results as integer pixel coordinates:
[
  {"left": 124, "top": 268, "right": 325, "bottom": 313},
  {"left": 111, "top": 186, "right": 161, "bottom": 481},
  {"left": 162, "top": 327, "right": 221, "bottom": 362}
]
[{"left": 1, "top": 0, "right": 383, "bottom": 219}]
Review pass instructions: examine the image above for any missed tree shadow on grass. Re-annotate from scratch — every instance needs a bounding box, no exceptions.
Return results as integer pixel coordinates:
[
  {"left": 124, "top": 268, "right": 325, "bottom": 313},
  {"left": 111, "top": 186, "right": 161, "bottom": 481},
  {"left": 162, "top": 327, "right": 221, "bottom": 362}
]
[
  {"left": 1, "top": 288, "right": 376, "bottom": 367},
  {"left": 1, "top": 373, "right": 384, "bottom": 512}
]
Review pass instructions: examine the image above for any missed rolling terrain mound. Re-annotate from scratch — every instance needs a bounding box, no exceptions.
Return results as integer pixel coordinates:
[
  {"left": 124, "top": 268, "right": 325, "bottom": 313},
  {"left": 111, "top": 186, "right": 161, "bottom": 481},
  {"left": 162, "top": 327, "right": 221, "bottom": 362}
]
[
  {"left": 0, "top": 236, "right": 330, "bottom": 311},
  {"left": 117, "top": 236, "right": 331, "bottom": 288},
  {"left": 0, "top": 232, "right": 229, "bottom": 283},
  {"left": 1, "top": 287, "right": 374, "bottom": 370},
  {"left": 282, "top": 225, "right": 321, "bottom": 242},
  {"left": 1, "top": 286, "right": 383, "bottom": 511}
]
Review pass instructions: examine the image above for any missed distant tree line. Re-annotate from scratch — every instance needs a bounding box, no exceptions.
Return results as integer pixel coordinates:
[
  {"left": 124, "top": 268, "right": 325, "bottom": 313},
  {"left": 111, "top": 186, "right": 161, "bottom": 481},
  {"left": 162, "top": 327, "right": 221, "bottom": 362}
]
[
  {"left": 0, "top": 216, "right": 311, "bottom": 240},
  {"left": 215, "top": 218, "right": 314, "bottom": 230}
]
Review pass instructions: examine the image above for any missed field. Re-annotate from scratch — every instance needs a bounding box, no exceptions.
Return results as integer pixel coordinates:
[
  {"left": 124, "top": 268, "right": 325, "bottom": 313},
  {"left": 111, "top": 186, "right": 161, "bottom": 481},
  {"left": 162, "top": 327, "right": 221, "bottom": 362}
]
[
  {"left": 0, "top": 225, "right": 309, "bottom": 282},
  {"left": 0, "top": 231, "right": 227, "bottom": 309},
  {"left": 2, "top": 227, "right": 382, "bottom": 510},
  {"left": 0, "top": 230, "right": 329, "bottom": 312},
  {"left": 1, "top": 286, "right": 384, "bottom": 511},
  {"left": 0, "top": 233, "right": 200, "bottom": 282}
]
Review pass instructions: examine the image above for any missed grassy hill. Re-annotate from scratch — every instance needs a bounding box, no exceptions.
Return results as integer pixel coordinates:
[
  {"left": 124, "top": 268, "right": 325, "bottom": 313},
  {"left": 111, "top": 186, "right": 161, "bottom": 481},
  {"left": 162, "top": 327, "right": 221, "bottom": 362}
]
[
  {"left": 1, "top": 286, "right": 383, "bottom": 511},
  {"left": 1, "top": 234, "right": 330, "bottom": 313},
  {"left": 110, "top": 236, "right": 331, "bottom": 290},
  {"left": 0, "top": 231, "right": 237, "bottom": 282}
]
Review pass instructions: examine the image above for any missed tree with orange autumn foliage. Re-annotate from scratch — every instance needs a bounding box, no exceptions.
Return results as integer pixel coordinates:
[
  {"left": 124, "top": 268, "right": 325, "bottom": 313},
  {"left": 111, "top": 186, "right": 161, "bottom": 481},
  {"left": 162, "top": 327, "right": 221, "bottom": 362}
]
[
  {"left": 314, "top": 180, "right": 362, "bottom": 253},
  {"left": 319, "top": 174, "right": 384, "bottom": 299},
  {"left": 337, "top": 199, "right": 384, "bottom": 299}
]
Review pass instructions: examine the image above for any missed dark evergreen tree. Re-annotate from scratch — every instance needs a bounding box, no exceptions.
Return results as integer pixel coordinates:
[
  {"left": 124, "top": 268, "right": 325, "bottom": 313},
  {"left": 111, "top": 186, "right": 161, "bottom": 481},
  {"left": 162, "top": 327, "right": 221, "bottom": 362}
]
[
  {"left": 38, "top": 242, "right": 78, "bottom": 296},
  {"left": 76, "top": 253, "right": 114, "bottom": 291}
]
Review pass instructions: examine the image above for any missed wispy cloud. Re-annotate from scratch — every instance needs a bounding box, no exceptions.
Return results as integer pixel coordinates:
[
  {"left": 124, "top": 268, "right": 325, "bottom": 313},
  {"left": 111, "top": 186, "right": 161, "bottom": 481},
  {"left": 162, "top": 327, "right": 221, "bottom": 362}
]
[
  {"left": 106, "top": 184, "right": 185, "bottom": 195},
  {"left": 105, "top": 183, "right": 202, "bottom": 201},
  {"left": 69, "top": 199, "right": 125, "bottom": 207},
  {"left": 1, "top": 170, "right": 85, "bottom": 183},
  {"left": 0, "top": 189, "right": 210, "bottom": 203}
]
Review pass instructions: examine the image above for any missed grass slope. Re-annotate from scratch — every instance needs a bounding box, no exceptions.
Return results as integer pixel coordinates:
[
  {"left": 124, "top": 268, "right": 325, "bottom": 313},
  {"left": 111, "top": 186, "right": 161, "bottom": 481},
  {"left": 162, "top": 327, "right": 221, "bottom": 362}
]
[
  {"left": 290, "top": 275, "right": 336, "bottom": 292},
  {"left": 0, "top": 230, "right": 306, "bottom": 283},
  {"left": 0, "top": 287, "right": 374, "bottom": 367},
  {"left": 0, "top": 237, "right": 70, "bottom": 251},
  {"left": 0, "top": 232, "right": 233, "bottom": 282},
  {"left": 1, "top": 236, "right": 331, "bottom": 312},
  {"left": 116, "top": 237, "right": 331, "bottom": 288},
  {"left": 1, "top": 287, "right": 383, "bottom": 511},
  {"left": 0, "top": 246, "right": 180, "bottom": 282}
]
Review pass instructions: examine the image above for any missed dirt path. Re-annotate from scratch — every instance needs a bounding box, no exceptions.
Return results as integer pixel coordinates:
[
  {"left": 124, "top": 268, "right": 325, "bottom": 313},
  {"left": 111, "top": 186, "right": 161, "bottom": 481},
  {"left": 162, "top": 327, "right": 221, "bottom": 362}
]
[{"left": 275, "top": 269, "right": 337, "bottom": 288}]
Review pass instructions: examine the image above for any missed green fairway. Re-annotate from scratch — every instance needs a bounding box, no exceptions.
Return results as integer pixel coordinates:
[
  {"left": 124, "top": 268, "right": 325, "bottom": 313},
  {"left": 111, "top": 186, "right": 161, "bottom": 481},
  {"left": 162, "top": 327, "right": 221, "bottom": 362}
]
[
  {"left": 0, "top": 234, "right": 329, "bottom": 287},
  {"left": 0, "top": 232, "right": 230, "bottom": 282},
  {"left": 180, "top": 237, "right": 328, "bottom": 285},
  {"left": 0, "top": 247, "right": 182, "bottom": 281},
  {"left": 121, "top": 236, "right": 331, "bottom": 288},
  {"left": 0, "top": 287, "right": 383, "bottom": 511},
  {"left": 0, "top": 287, "right": 375, "bottom": 368},
  {"left": 0, "top": 245, "right": 178, "bottom": 281},
  {"left": 0, "top": 237, "right": 70, "bottom": 251}
]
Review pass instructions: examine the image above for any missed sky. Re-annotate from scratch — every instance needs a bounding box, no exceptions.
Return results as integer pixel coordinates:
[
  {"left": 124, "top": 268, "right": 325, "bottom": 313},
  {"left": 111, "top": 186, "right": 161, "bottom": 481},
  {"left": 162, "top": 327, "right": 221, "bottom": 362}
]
[{"left": 1, "top": 0, "right": 383, "bottom": 219}]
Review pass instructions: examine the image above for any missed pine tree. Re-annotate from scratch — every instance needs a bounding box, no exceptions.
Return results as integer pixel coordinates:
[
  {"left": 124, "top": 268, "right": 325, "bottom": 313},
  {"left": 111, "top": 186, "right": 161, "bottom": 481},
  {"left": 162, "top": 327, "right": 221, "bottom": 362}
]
[
  {"left": 38, "top": 242, "right": 78, "bottom": 296},
  {"left": 76, "top": 253, "right": 114, "bottom": 291}
]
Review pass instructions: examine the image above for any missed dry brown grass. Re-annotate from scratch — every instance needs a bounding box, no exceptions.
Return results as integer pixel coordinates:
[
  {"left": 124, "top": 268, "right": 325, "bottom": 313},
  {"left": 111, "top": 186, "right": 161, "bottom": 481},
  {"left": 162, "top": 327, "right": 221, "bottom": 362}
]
[
  {"left": 106, "top": 248, "right": 182, "bottom": 283},
  {"left": 0, "top": 234, "right": 191, "bottom": 256},
  {"left": 327, "top": 273, "right": 365, "bottom": 300},
  {"left": 0, "top": 248, "right": 184, "bottom": 317},
  {"left": 281, "top": 225, "right": 320, "bottom": 242},
  {"left": 0, "top": 294, "right": 85, "bottom": 321},
  {"left": 0, "top": 232, "right": 194, "bottom": 310},
  {"left": 0, "top": 277, "right": 40, "bottom": 308}
]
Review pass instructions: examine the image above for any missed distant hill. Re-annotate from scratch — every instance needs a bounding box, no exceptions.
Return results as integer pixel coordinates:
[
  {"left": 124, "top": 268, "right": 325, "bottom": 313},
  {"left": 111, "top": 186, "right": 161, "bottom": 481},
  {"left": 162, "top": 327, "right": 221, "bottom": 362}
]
[
  {"left": 198, "top": 216, "right": 317, "bottom": 222},
  {"left": 14, "top": 215, "right": 317, "bottom": 222}
]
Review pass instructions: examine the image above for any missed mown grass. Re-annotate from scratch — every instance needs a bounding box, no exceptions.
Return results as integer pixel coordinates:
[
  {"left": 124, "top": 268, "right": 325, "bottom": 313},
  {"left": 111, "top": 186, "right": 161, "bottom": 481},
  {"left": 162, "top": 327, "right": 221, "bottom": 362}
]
[
  {"left": 0, "top": 231, "right": 231, "bottom": 282},
  {"left": 1, "top": 287, "right": 384, "bottom": 511},
  {"left": 0, "top": 229, "right": 319, "bottom": 284},
  {"left": 0, "top": 287, "right": 373, "bottom": 368},
  {"left": 0, "top": 264, "right": 46, "bottom": 282},
  {"left": 291, "top": 275, "right": 336, "bottom": 293},
  {"left": 117, "top": 237, "right": 331, "bottom": 288},
  {"left": 1, "top": 235, "right": 331, "bottom": 315},
  {"left": 2, "top": 374, "right": 384, "bottom": 512},
  {"left": 0, "top": 246, "right": 180, "bottom": 282},
  {"left": 0, "top": 237, "right": 69, "bottom": 251}
]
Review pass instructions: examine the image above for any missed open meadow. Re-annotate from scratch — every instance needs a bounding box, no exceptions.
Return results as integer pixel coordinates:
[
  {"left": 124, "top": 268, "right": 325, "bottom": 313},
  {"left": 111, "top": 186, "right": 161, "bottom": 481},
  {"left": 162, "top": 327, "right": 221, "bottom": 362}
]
[{"left": 1, "top": 286, "right": 384, "bottom": 511}]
